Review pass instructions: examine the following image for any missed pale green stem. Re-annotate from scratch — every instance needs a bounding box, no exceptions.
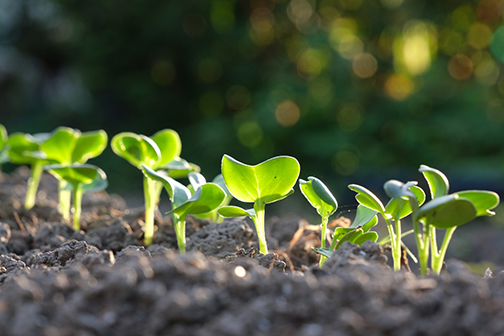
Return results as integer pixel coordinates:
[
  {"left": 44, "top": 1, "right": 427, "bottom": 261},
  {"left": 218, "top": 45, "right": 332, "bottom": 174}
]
[
  {"left": 72, "top": 184, "right": 83, "bottom": 231},
  {"left": 394, "top": 215, "right": 402, "bottom": 271},
  {"left": 174, "top": 214, "right": 186, "bottom": 254},
  {"left": 58, "top": 180, "right": 71, "bottom": 221},
  {"left": 431, "top": 226, "right": 457, "bottom": 275},
  {"left": 319, "top": 216, "right": 329, "bottom": 268},
  {"left": 415, "top": 222, "right": 430, "bottom": 276},
  {"left": 430, "top": 226, "right": 438, "bottom": 259},
  {"left": 25, "top": 160, "right": 44, "bottom": 210},
  {"left": 254, "top": 200, "right": 268, "bottom": 254},
  {"left": 384, "top": 216, "right": 401, "bottom": 271},
  {"left": 143, "top": 176, "right": 158, "bottom": 246}
]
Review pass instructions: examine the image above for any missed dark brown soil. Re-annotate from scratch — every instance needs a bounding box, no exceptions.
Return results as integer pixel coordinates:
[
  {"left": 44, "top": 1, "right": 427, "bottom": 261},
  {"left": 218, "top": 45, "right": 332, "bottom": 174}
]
[{"left": 0, "top": 167, "right": 504, "bottom": 335}]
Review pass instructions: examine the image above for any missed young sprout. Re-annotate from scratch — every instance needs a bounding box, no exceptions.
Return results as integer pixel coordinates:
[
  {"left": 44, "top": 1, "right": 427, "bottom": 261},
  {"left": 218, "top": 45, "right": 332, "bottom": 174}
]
[
  {"left": 348, "top": 181, "right": 425, "bottom": 271},
  {"left": 299, "top": 177, "right": 338, "bottom": 267},
  {"left": 41, "top": 127, "right": 107, "bottom": 220},
  {"left": 111, "top": 129, "right": 181, "bottom": 245},
  {"left": 188, "top": 173, "right": 233, "bottom": 223},
  {"left": 217, "top": 155, "right": 300, "bottom": 254},
  {"left": 0, "top": 124, "right": 8, "bottom": 167},
  {"left": 6, "top": 132, "right": 51, "bottom": 209},
  {"left": 142, "top": 165, "right": 225, "bottom": 253},
  {"left": 413, "top": 165, "right": 500, "bottom": 275},
  {"left": 45, "top": 164, "right": 107, "bottom": 230},
  {"left": 313, "top": 205, "right": 379, "bottom": 260}
]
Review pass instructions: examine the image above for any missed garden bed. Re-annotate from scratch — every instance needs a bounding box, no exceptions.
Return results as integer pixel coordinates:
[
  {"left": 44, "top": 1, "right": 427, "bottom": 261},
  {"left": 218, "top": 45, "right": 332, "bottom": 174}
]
[{"left": 0, "top": 167, "right": 504, "bottom": 336}]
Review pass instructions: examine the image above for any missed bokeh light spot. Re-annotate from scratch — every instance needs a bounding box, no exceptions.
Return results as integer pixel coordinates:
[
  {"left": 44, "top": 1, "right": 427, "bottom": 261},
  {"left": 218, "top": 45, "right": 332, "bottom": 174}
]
[
  {"left": 448, "top": 54, "right": 473, "bottom": 80},
  {"left": 287, "top": 0, "right": 313, "bottom": 27},
  {"left": 198, "top": 58, "right": 223, "bottom": 83},
  {"left": 384, "top": 74, "right": 414, "bottom": 100},
  {"left": 333, "top": 150, "right": 359, "bottom": 175},
  {"left": 297, "top": 48, "right": 328, "bottom": 78},
  {"left": 467, "top": 23, "right": 492, "bottom": 49},
  {"left": 352, "top": 53, "right": 378, "bottom": 78},
  {"left": 151, "top": 60, "right": 176, "bottom": 86},
  {"left": 337, "top": 103, "right": 363, "bottom": 131},
  {"left": 226, "top": 85, "right": 251, "bottom": 110},
  {"left": 450, "top": 5, "right": 475, "bottom": 31},
  {"left": 210, "top": 0, "right": 235, "bottom": 33},
  {"left": 237, "top": 121, "right": 263, "bottom": 147},
  {"left": 439, "top": 29, "right": 464, "bottom": 55},
  {"left": 275, "top": 100, "right": 300, "bottom": 126},
  {"left": 234, "top": 266, "right": 247, "bottom": 277},
  {"left": 490, "top": 25, "right": 504, "bottom": 63},
  {"left": 397, "top": 20, "right": 436, "bottom": 76},
  {"left": 475, "top": 58, "right": 499, "bottom": 86}
]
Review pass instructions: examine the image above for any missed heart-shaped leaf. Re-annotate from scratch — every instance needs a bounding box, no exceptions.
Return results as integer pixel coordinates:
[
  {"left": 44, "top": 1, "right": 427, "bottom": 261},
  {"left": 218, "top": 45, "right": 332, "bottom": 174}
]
[
  {"left": 72, "top": 130, "right": 108, "bottom": 164},
  {"left": 385, "top": 184, "right": 426, "bottom": 219},
  {"left": 348, "top": 184, "right": 385, "bottom": 213},
  {"left": 142, "top": 165, "right": 191, "bottom": 208},
  {"left": 350, "top": 205, "right": 378, "bottom": 229},
  {"left": 419, "top": 165, "right": 449, "bottom": 199},
  {"left": 189, "top": 172, "right": 207, "bottom": 190},
  {"left": 222, "top": 154, "right": 300, "bottom": 204},
  {"left": 416, "top": 194, "right": 477, "bottom": 229},
  {"left": 169, "top": 183, "right": 225, "bottom": 217},
  {"left": 111, "top": 132, "right": 160, "bottom": 169},
  {"left": 336, "top": 228, "right": 363, "bottom": 249},
  {"left": 41, "top": 127, "right": 78, "bottom": 165},
  {"left": 218, "top": 206, "right": 256, "bottom": 218},
  {"left": 455, "top": 190, "right": 500, "bottom": 216},
  {"left": 164, "top": 157, "right": 201, "bottom": 179},
  {"left": 151, "top": 129, "right": 181, "bottom": 169},
  {"left": 299, "top": 177, "right": 338, "bottom": 218}
]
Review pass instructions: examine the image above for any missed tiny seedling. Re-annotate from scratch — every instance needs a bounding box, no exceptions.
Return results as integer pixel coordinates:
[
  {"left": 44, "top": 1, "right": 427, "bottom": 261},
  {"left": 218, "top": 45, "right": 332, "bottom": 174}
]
[
  {"left": 348, "top": 181, "right": 425, "bottom": 271},
  {"left": 6, "top": 132, "right": 51, "bottom": 209},
  {"left": 41, "top": 127, "right": 107, "bottom": 220},
  {"left": 45, "top": 164, "right": 107, "bottom": 230},
  {"left": 218, "top": 155, "right": 300, "bottom": 254},
  {"left": 313, "top": 205, "right": 380, "bottom": 260},
  {"left": 111, "top": 129, "right": 182, "bottom": 245},
  {"left": 412, "top": 165, "right": 500, "bottom": 275},
  {"left": 299, "top": 176, "right": 338, "bottom": 267},
  {"left": 142, "top": 165, "right": 225, "bottom": 253},
  {"left": 188, "top": 173, "right": 233, "bottom": 223}
]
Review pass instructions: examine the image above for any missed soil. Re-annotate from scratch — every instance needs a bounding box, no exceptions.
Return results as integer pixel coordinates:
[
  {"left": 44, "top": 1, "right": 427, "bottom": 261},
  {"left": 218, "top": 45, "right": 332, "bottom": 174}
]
[{"left": 0, "top": 166, "right": 504, "bottom": 335}]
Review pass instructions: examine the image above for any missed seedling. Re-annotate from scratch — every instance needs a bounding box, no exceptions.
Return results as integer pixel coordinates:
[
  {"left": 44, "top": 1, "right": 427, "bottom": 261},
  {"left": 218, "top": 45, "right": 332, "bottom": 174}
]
[
  {"left": 6, "top": 132, "right": 51, "bottom": 209},
  {"left": 313, "top": 205, "right": 380, "bottom": 260},
  {"left": 45, "top": 164, "right": 107, "bottom": 230},
  {"left": 348, "top": 181, "right": 425, "bottom": 271},
  {"left": 218, "top": 155, "right": 300, "bottom": 254},
  {"left": 299, "top": 176, "right": 338, "bottom": 267},
  {"left": 41, "top": 127, "right": 107, "bottom": 220},
  {"left": 188, "top": 173, "right": 233, "bottom": 223},
  {"left": 111, "top": 129, "right": 182, "bottom": 245},
  {"left": 412, "top": 165, "right": 500, "bottom": 275},
  {"left": 142, "top": 165, "right": 225, "bottom": 253}
]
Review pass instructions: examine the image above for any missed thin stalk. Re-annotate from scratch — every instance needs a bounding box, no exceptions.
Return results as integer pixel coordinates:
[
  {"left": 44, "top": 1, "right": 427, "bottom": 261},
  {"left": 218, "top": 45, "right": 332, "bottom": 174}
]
[
  {"left": 319, "top": 216, "right": 329, "bottom": 267},
  {"left": 174, "top": 214, "right": 187, "bottom": 254},
  {"left": 431, "top": 226, "right": 457, "bottom": 275},
  {"left": 254, "top": 200, "right": 268, "bottom": 254},
  {"left": 394, "top": 215, "right": 402, "bottom": 271},
  {"left": 430, "top": 226, "right": 438, "bottom": 259},
  {"left": 384, "top": 217, "right": 400, "bottom": 271},
  {"left": 25, "top": 160, "right": 45, "bottom": 209},
  {"left": 58, "top": 180, "right": 71, "bottom": 220},
  {"left": 72, "top": 184, "right": 83, "bottom": 231},
  {"left": 143, "top": 176, "right": 157, "bottom": 246}
]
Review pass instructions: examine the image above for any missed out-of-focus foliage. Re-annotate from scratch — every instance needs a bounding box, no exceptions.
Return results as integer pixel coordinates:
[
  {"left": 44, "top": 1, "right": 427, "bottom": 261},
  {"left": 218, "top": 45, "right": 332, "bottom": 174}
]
[{"left": 1, "top": 0, "right": 504, "bottom": 194}]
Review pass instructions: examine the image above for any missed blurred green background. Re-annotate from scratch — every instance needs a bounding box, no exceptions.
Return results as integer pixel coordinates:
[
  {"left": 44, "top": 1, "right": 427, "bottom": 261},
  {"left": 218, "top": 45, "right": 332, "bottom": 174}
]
[{"left": 2, "top": 0, "right": 504, "bottom": 209}]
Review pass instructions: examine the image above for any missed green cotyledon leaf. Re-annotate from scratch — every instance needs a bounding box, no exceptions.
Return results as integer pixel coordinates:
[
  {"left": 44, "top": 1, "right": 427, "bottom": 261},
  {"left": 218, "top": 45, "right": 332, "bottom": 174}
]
[
  {"left": 221, "top": 154, "right": 300, "bottom": 204},
  {"left": 299, "top": 176, "right": 338, "bottom": 218},
  {"left": 151, "top": 129, "right": 181, "bottom": 170},
  {"left": 419, "top": 165, "right": 449, "bottom": 199},
  {"left": 111, "top": 132, "right": 160, "bottom": 169}
]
